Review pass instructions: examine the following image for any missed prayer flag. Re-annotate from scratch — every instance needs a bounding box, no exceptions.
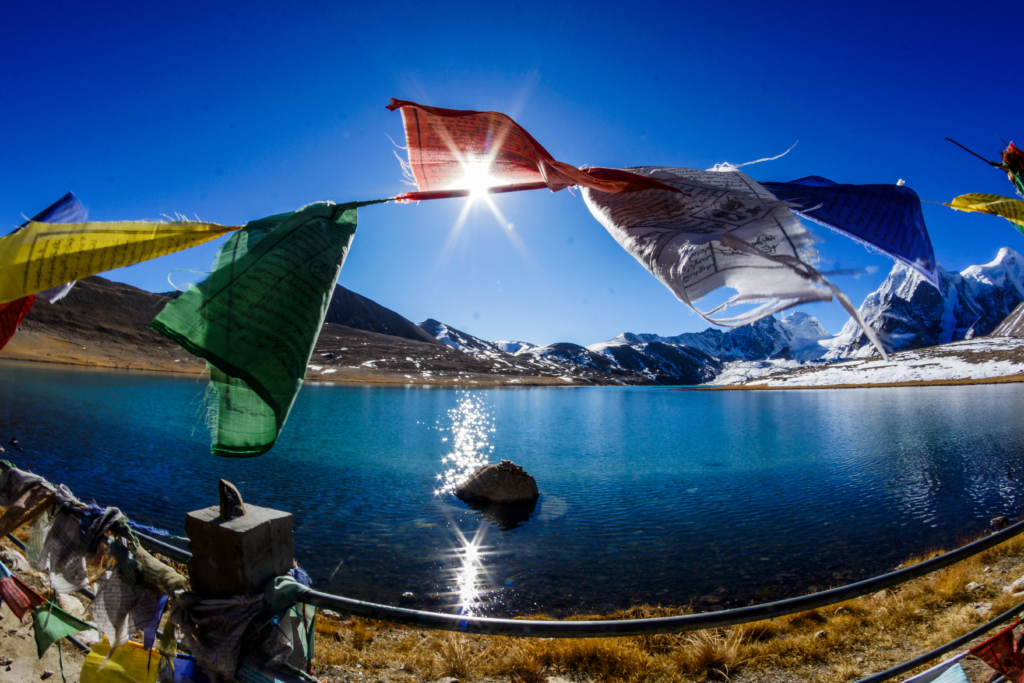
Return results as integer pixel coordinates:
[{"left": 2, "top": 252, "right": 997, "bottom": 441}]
[
  {"left": 901, "top": 653, "right": 968, "bottom": 683},
  {"left": 8, "top": 192, "right": 87, "bottom": 233},
  {"left": 0, "top": 218, "right": 240, "bottom": 305},
  {"left": 92, "top": 571, "right": 165, "bottom": 651},
  {"left": 0, "top": 483, "right": 57, "bottom": 539},
  {"left": 150, "top": 201, "right": 364, "bottom": 456},
  {"left": 970, "top": 620, "right": 1024, "bottom": 682},
  {"left": 142, "top": 595, "right": 168, "bottom": 651},
  {"left": 582, "top": 165, "right": 887, "bottom": 357},
  {"left": 1002, "top": 142, "right": 1024, "bottom": 197},
  {"left": 0, "top": 192, "right": 87, "bottom": 350},
  {"left": 760, "top": 176, "right": 938, "bottom": 286},
  {"left": 80, "top": 640, "right": 162, "bottom": 683},
  {"left": 0, "top": 295, "right": 36, "bottom": 350},
  {"left": 32, "top": 601, "right": 94, "bottom": 658},
  {"left": 0, "top": 574, "right": 46, "bottom": 620},
  {"left": 39, "top": 510, "right": 89, "bottom": 594},
  {"left": 170, "top": 592, "right": 265, "bottom": 678},
  {"left": 386, "top": 98, "right": 678, "bottom": 196},
  {"left": 947, "top": 193, "right": 1024, "bottom": 235},
  {"left": 0, "top": 467, "right": 45, "bottom": 506}
]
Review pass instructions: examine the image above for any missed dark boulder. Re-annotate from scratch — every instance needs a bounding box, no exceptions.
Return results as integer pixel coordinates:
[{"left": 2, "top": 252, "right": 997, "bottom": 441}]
[{"left": 455, "top": 460, "right": 539, "bottom": 504}]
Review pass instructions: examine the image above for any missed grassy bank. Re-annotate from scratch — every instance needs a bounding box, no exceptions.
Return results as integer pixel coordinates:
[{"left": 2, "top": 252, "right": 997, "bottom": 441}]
[
  {"left": 311, "top": 531, "right": 1024, "bottom": 683},
  {"left": 4, "top": 524, "right": 1024, "bottom": 682}
]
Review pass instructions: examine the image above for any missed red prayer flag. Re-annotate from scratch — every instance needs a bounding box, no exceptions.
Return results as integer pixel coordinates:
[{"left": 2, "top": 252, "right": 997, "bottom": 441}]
[
  {"left": 0, "top": 295, "right": 35, "bottom": 351},
  {"left": 0, "top": 575, "right": 46, "bottom": 621},
  {"left": 386, "top": 98, "right": 679, "bottom": 198},
  {"left": 970, "top": 620, "right": 1024, "bottom": 682}
]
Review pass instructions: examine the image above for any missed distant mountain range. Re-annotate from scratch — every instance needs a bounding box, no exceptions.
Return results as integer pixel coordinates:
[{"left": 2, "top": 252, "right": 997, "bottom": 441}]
[
  {"left": 416, "top": 312, "right": 832, "bottom": 385},
  {"left": 6, "top": 249, "right": 1024, "bottom": 387},
  {"left": 414, "top": 248, "right": 1024, "bottom": 385}
]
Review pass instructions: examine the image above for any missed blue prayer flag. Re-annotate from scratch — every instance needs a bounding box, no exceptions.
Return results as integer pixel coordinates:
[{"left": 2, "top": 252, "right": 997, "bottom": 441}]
[{"left": 761, "top": 177, "right": 938, "bottom": 287}]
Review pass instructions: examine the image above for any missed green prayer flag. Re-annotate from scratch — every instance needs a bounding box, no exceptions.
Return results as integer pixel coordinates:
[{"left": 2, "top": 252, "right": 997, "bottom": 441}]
[
  {"left": 150, "top": 201, "right": 371, "bottom": 457},
  {"left": 32, "top": 602, "right": 94, "bottom": 658}
]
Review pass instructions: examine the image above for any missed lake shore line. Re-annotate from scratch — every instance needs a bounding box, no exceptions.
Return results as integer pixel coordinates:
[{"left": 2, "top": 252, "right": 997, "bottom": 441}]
[
  {"left": 14, "top": 334, "right": 1024, "bottom": 392},
  {"left": 0, "top": 336, "right": 600, "bottom": 387},
  {"left": 697, "top": 373, "right": 1024, "bottom": 391}
]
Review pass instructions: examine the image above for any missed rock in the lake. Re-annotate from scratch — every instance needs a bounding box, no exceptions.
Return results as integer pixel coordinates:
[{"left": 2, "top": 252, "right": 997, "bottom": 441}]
[
  {"left": 992, "top": 516, "right": 1010, "bottom": 529},
  {"left": 455, "top": 460, "right": 539, "bottom": 504}
]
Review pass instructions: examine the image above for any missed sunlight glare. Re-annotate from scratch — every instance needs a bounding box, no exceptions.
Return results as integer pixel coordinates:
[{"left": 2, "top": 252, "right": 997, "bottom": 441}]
[
  {"left": 447, "top": 524, "right": 493, "bottom": 614},
  {"left": 460, "top": 161, "right": 496, "bottom": 200},
  {"left": 434, "top": 392, "right": 495, "bottom": 496}
]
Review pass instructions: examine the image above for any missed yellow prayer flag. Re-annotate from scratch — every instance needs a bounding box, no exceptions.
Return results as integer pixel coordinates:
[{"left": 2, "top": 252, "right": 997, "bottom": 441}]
[
  {"left": 80, "top": 640, "right": 161, "bottom": 683},
  {"left": 947, "top": 193, "right": 1024, "bottom": 233},
  {"left": 0, "top": 220, "right": 240, "bottom": 304}
]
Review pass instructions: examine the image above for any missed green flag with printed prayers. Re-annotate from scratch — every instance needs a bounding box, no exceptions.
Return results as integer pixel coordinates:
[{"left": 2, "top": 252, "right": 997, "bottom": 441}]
[
  {"left": 150, "top": 201, "right": 374, "bottom": 457},
  {"left": 32, "top": 602, "right": 94, "bottom": 658}
]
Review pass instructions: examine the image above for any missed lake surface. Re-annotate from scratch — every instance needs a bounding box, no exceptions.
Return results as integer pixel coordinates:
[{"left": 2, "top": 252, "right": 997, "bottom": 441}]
[{"left": 2, "top": 360, "right": 1024, "bottom": 616}]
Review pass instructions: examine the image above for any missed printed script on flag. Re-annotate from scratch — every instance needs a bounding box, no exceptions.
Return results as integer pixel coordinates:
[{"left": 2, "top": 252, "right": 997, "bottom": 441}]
[
  {"left": 582, "top": 166, "right": 832, "bottom": 326},
  {"left": 386, "top": 98, "right": 678, "bottom": 195}
]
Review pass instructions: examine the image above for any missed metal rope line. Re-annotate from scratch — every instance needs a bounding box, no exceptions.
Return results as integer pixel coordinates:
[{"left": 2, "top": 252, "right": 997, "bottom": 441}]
[
  {"left": 854, "top": 600, "right": 1024, "bottom": 683},
  {"left": 128, "top": 519, "right": 1024, "bottom": 638}
]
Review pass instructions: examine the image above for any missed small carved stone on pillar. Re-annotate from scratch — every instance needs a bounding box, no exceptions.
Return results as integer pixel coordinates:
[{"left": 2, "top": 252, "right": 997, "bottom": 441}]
[{"left": 185, "top": 480, "right": 294, "bottom": 598}]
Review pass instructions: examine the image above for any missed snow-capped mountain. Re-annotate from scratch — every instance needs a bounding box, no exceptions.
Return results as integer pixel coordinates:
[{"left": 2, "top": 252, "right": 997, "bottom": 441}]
[
  {"left": 579, "top": 339, "right": 723, "bottom": 385},
  {"left": 492, "top": 340, "right": 536, "bottom": 355},
  {"left": 418, "top": 319, "right": 508, "bottom": 356},
  {"left": 603, "top": 312, "right": 831, "bottom": 362},
  {"left": 417, "top": 313, "right": 830, "bottom": 385},
  {"left": 826, "top": 247, "right": 1024, "bottom": 359}
]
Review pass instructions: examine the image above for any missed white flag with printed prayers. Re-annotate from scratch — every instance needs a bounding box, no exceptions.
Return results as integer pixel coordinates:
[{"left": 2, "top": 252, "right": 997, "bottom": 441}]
[
  {"left": 582, "top": 166, "right": 831, "bottom": 326},
  {"left": 581, "top": 166, "right": 887, "bottom": 357}
]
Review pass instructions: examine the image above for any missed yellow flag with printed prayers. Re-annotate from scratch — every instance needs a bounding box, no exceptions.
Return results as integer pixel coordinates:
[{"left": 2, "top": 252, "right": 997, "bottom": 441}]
[
  {"left": 0, "top": 220, "right": 240, "bottom": 304},
  {"left": 80, "top": 639, "right": 161, "bottom": 683},
  {"left": 947, "top": 193, "right": 1024, "bottom": 236}
]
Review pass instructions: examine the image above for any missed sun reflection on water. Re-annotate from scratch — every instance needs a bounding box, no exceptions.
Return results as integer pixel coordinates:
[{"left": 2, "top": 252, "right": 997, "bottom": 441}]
[
  {"left": 431, "top": 393, "right": 499, "bottom": 613},
  {"left": 433, "top": 392, "right": 495, "bottom": 496},
  {"left": 444, "top": 524, "right": 493, "bottom": 614}
]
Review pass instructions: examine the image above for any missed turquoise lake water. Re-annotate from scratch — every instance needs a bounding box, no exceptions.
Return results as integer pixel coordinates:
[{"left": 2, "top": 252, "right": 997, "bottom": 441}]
[{"left": 2, "top": 360, "right": 1024, "bottom": 616}]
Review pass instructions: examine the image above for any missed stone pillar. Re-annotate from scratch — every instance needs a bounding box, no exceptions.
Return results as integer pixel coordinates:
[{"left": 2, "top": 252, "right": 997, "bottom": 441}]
[{"left": 184, "top": 480, "right": 294, "bottom": 598}]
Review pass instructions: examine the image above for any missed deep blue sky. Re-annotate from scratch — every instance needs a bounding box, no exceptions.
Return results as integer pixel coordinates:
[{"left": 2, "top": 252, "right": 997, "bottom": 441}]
[{"left": 3, "top": 1, "right": 1022, "bottom": 345}]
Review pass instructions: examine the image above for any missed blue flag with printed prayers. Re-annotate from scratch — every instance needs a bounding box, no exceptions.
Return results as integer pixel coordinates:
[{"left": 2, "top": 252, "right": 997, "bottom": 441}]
[{"left": 761, "top": 176, "right": 938, "bottom": 287}]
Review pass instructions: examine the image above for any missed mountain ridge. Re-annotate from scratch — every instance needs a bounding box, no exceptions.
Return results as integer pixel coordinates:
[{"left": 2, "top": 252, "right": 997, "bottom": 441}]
[{"left": 825, "top": 247, "right": 1024, "bottom": 359}]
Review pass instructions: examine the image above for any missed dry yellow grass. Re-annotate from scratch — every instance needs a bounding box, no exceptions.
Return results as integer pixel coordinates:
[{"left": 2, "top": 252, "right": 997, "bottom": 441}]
[
  {"left": 2, "top": 504, "right": 1021, "bottom": 682},
  {"left": 313, "top": 531, "right": 1024, "bottom": 683}
]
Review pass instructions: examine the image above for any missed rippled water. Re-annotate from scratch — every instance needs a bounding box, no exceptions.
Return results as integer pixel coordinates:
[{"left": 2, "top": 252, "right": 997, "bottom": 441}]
[{"left": 2, "top": 361, "right": 1024, "bottom": 616}]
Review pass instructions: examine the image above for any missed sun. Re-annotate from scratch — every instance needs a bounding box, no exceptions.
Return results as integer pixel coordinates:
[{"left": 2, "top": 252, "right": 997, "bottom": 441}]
[{"left": 460, "top": 161, "right": 496, "bottom": 200}]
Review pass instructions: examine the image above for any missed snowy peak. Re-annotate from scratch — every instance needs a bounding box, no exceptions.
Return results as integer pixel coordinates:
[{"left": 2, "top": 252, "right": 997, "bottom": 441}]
[
  {"left": 604, "top": 314, "right": 820, "bottom": 362},
  {"left": 418, "top": 319, "right": 504, "bottom": 355},
  {"left": 780, "top": 311, "right": 832, "bottom": 360},
  {"left": 781, "top": 311, "right": 830, "bottom": 342},
  {"left": 826, "top": 247, "right": 1024, "bottom": 359},
  {"left": 492, "top": 340, "right": 537, "bottom": 355}
]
